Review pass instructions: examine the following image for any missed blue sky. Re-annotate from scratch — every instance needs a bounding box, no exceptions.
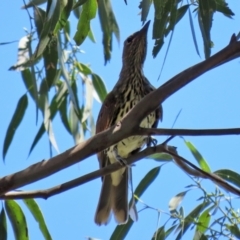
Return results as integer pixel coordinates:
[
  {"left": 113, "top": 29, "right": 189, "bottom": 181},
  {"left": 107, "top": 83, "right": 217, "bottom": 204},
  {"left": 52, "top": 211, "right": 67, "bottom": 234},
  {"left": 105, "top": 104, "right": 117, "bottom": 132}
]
[{"left": 0, "top": 1, "right": 240, "bottom": 239}]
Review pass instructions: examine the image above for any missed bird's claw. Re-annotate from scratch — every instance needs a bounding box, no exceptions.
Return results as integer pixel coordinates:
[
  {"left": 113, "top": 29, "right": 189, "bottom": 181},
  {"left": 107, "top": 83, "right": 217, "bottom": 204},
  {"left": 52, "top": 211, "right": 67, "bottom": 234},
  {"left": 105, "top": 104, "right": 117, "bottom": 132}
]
[{"left": 147, "top": 137, "right": 158, "bottom": 147}]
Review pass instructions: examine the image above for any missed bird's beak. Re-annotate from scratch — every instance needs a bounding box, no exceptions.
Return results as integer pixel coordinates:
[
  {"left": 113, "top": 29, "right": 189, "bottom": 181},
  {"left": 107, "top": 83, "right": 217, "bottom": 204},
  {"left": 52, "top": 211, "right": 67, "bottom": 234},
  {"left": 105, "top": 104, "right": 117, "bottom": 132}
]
[{"left": 139, "top": 20, "right": 150, "bottom": 35}]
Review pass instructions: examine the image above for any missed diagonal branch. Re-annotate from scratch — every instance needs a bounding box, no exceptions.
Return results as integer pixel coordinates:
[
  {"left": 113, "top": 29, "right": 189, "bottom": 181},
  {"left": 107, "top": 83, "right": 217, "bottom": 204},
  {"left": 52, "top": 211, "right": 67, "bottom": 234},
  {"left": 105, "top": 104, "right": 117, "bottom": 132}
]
[
  {"left": 2, "top": 144, "right": 240, "bottom": 200},
  {"left": 0, "top": 145, "right": 166, "bottom": 199},
  {"left": 0, "top": 36, "right": 239, "bottom": 196},
  {"left": 166, "top": 147, "right": 240, "bottom": 196}
]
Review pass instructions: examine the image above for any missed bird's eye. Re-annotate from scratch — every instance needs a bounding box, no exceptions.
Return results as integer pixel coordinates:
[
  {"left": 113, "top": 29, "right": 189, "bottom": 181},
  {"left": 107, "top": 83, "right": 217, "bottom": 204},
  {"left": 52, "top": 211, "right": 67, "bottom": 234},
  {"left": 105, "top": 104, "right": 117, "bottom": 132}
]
[{"left": 126, "top": 37, "right": 133, "bottom": 43}]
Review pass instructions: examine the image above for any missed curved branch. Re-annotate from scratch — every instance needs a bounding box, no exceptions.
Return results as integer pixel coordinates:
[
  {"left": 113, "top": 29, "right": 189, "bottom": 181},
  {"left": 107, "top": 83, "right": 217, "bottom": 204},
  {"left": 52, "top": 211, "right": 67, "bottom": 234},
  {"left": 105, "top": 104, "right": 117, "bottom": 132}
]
[
  {"left": 2, "top": 143, "right": 240, "bottom": 200},
  {"left": 0, "top": 36, "right": 239, "bottom": 196},
  {"left": 0, "top": 145, "right": 166, "bottom": 199}
]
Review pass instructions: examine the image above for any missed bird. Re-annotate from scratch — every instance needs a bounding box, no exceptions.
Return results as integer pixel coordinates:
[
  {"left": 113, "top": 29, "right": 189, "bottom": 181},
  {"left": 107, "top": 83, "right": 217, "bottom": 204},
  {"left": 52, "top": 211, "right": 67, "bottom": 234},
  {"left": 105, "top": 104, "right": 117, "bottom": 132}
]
[{"left": 94, "top": 20, "right": 163, "bottom": 225}]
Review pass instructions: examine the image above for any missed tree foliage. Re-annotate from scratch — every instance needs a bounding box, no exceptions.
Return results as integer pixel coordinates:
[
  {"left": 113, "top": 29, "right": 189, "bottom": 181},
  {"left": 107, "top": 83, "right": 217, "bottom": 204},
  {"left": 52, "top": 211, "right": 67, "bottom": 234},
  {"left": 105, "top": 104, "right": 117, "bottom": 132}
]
[{"left": 1, "top": 0, "right": 240, "bottom": 239}]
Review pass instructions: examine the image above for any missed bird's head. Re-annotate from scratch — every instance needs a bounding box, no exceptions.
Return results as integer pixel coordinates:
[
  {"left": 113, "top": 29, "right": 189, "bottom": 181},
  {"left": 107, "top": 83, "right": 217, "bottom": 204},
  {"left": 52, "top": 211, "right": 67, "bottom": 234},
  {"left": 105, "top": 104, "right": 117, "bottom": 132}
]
[{"left": 122, "top": 21, "right": 150, "bottom": 68}]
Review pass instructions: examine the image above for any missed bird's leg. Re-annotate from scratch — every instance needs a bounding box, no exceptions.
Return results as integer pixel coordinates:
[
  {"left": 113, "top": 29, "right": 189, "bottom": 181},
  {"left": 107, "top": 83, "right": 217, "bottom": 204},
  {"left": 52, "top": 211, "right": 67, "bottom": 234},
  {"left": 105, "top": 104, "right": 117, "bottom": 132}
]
[
  {"left": 113, "top": 145, "right": 128, "bottom": 166},
  {"left": 146, "top": 136, "right": 158, "bottom": 147}
]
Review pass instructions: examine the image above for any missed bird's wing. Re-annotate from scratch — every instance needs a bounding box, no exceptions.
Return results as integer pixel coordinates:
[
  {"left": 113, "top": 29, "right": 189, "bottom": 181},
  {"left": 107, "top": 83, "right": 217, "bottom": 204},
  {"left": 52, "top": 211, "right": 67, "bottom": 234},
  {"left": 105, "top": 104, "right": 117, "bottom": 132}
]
[
  {"left": 96, "top": 91, "right": 119, "bottom": 169},
  {"left": 153, "top": 104, "right": 163, "bottom": 128}
]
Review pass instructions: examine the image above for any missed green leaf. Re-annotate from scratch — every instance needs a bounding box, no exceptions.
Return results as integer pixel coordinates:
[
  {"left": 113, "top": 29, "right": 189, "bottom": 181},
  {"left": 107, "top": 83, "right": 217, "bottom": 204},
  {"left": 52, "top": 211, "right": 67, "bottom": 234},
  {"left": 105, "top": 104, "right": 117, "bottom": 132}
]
[
  {"left": 139, "top": 0, "right": 152, "bottom": 24},
  {"left": 32, "top": 1, "right": 61, "bottom": 62},
  {"left": 0, "top": 208, "right": 7, "bottom": 240},
  {"left": 165, "top": 4, "right": 189, "bottom": 35},
  {"left": 71, "top": 75, "right": 81, "bottom": 118},
  {"left": 5, "top": 200, "right": 28, "bottom": 240},
  {"left": 34, "top": 6, "right": 46, "bottom": 37},
  {"left": 75, "top": 62, "right": 92, "bottom": 75},
  {"left": 54, "top": 0, "right": 74, "bottom": 34},
  {"left": 92, "top": 73, "right": 107, "bottom": 102},
  {"left": 195, "top": 206, "right": 213, "bottom": 234},
  {"left": 184, "top": 141, "right": 211, "bottom": 173},
  {"left": 188, "top": 6, "right": 200, "bottom": 56},
  {"left": 58, "top": 91, "right": 71, "bottom": 134},
  {"left": 88, "top": 26, "right": 96, "bottom": 43},
  {"left": 152, "top": 0, "right": 173, "bottom": 57},
  {"left": 198, "top": 0, "right": 215, "bottom": 58},
  {"left": 214, "top": 169, "right": 240, "bottom": 188},
  {"left": 151, "top": 226, "right": 165, "bottom": 240},
  {"left": 23, "top": 199, "right": 52, "bottom": 240},
  {"left": 153, "top": 0, "right": 187, "bottom": 57},
  {"left": 175, "top": 201, "right": 210, "bottom": 240},
  {"left": 58, "top": 41, "right": 80, "bottom": 117},
  {"left": 135, "top": 166, "right": 161, "bottom": 197},
  {"left": 146, "top": 152, "right": 172, "bottom": 162},
  {"left": 111, "top": 167, "right": 161, "bottom": 240},
  {"left": 215, "top": 0, "right": 234, "bottom": 18},
  {"left": 21, "top": 69, "right": 36, "bottom": 102},
  {"left": 74, "top": 0, "right": 97, "bottom": 45},
  {"left": 3, "top": 94, "right": 28, "bottom": 160},
  {"left": 98, "top": 0, "right": 120, "bottom": 63},
  {"left": 226, "top": 224, "right": 240, "bottom": 238},
  {"left": 165, "top": 225, "right": 177, "bottom": 238},
  {"left": 69, "top": 101, "right": 80, "bottom": 143},
  {"left": 63, "top": 20, "right": 71, "bottom": 46},
  {"left": 39, "top": 81, "right": 59, "bottom": 153},
  {"left": 29, "top": 81, "right": 68, "bottom": 155}
]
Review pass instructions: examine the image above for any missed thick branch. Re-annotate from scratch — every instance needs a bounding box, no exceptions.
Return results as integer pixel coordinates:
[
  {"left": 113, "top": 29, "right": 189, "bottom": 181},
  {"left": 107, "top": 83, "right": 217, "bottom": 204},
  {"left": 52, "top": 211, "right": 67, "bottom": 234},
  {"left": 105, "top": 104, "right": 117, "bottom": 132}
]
[
  {"left": 0, "top": 145, "right": 165, "bottom": 199},
  {"left": 0, "top": 36, "right": 239, "bottom": 195},
  {"left": 2, "top": 144, "right": 240, "bottom": 199}
]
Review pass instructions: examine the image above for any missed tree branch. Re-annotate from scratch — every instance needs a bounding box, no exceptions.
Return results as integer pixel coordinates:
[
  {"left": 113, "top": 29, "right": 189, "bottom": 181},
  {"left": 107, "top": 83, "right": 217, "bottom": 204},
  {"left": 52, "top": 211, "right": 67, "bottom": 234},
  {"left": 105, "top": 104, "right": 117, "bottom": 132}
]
[
  {"left": 0, "top": 36, "right": 239, "bottom": 196},
  {"left": 2, "top": 144, "right": 240, "bottom": 200},
  {"left": 137, "top": 127, "right": 240, "bottom": 136},
  {"left": 0, "top": 144, "right": 166, "bottom": 199}
]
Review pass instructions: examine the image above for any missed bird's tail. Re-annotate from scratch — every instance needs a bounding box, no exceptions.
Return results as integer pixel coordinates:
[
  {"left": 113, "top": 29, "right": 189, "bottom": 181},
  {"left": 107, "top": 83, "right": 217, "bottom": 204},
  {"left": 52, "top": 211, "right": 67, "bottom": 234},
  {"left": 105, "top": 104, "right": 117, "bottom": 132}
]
[{"left": 95, "top": 170, "right": 129, "bottom": 225}]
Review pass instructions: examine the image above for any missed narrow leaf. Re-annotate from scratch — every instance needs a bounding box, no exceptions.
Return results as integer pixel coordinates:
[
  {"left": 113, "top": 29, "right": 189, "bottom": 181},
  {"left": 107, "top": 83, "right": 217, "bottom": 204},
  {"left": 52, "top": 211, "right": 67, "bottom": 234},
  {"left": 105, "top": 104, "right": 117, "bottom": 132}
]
[
  {"left": 0, "top": 208, "right": 7, "bottom": 240},
  {"left": 5, "top": 200, "right": 28, "bottom": 240},
  {"left": 139, "top": 0, "right": 152, "bottom": 24},
  {"left": 23, "top": 199, "right": 52, "bottom": 240},
  {"left": 215, "top": 0, "right": 234, "bottom": 18},
  {"left": 21, "top": 69, "right": 36, "bottom": 102},
  {"left": 188, "top": 7, "right": 200, "bottom": 56},
  {"left": 214, "top": 169, "right": 240, "bottom": 188},
  {"left": 146, "top": 152, "right": 173, "bottom": 162},
  {"left": 39, "top": 82, "right": 59, "bottom": 153},
  {"left": 198, "top": 0, "right": 215, "bottom": 58},
  {"left": 151, "top": 226, "right": 165, "bottom": 240},
  {"left": 195, "top": 206, "right": 213, "bottom": 234},
  {"left": 3, "top": 94, "right": 28, "bottom": 160},
  {"left": 54, "top": 0, "right": 73, "bottom": 34},
  {"left": 226, "top": 224, "right": 240, "bottom": 238},
  {"left": 184, "top": 141, "right": 211, "bottom": 173},
  {"left": 74, "top": 0, "right": 97, "bottom": 45},
  {"left": 98, "top": 0, "right": 119, "bottom": 63},
  {"left": 92, "top": 73, "right": 107, "bottom": 103},
  {"left": 29, "top": 82, "right": 68, "bottom": 155},
  {"left": 175, "top": 201, "right": 210, "bottom": 240},
  {"left": 69, "top": 101, "right": 80, "bottom": 143},
  {"left": 75, "top": 62, "right": 92, "bottom": 75}
]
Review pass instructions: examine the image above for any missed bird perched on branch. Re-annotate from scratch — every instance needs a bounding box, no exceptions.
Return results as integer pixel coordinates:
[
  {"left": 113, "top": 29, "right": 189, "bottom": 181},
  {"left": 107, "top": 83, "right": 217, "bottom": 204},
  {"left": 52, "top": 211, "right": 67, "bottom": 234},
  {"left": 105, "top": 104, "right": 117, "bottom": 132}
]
[{"left": 95, "top": 21, "right": 163, "bottom": 225}]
